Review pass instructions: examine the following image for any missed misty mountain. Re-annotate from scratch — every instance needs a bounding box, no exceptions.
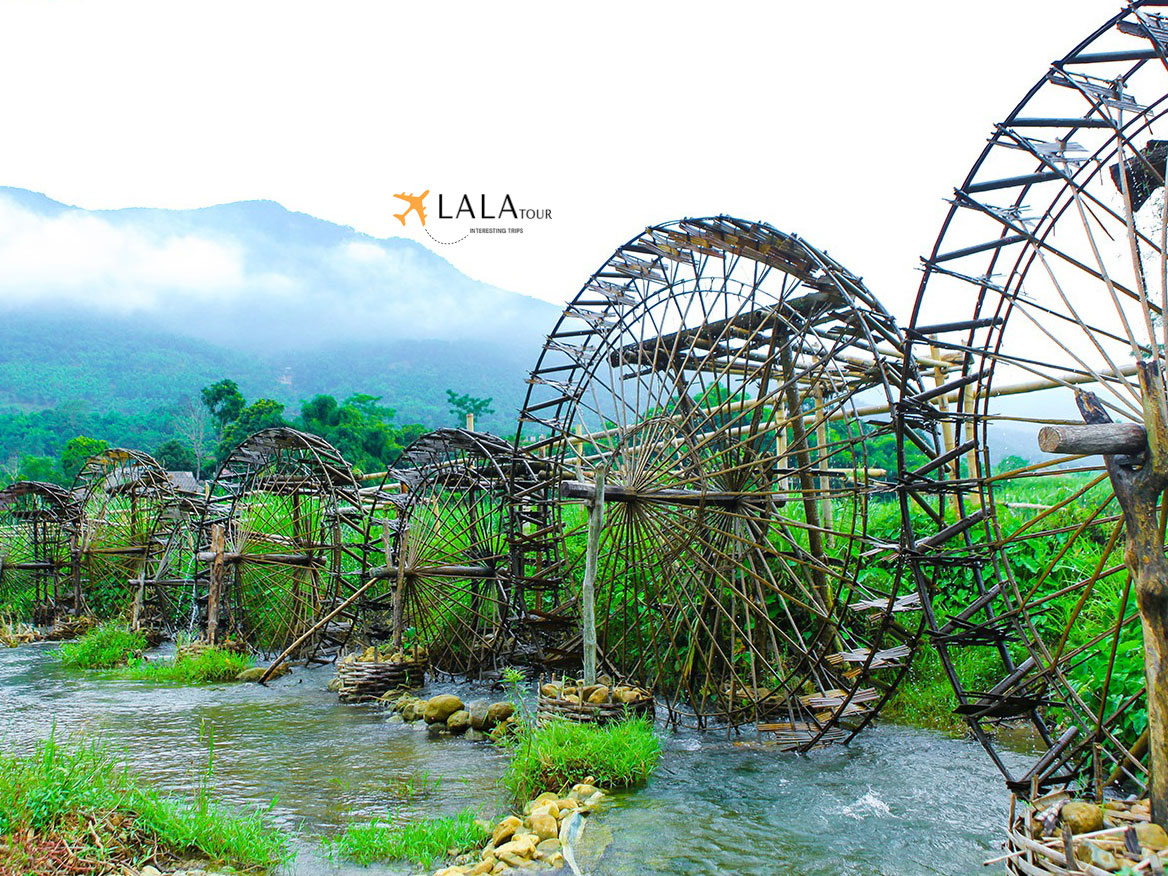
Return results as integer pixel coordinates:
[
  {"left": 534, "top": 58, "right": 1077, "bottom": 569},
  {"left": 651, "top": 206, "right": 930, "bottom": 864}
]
[{"left": 0, "top": 188, "right": 560, "bottom": 431}]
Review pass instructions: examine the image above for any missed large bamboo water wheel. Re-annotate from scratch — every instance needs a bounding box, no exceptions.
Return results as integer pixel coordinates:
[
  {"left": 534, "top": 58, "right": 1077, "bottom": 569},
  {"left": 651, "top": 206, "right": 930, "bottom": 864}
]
[
  {"left": 358, "top": 428, "right": 555, "bottom": 676},
  {"left": 515, "top": 216, "right": 927, "bottom": 747},
  {"left": 0, "top": 481, "right": 80, "bottom": 623},
  {"left": 897, "top": 1, "right": 1168, "bottom": 808},
  {"left": 74, "top": 449, "right": 189, "bottom": 630},
  {"left": 197, "top": 427, "right": 365, "bottom": 658}
]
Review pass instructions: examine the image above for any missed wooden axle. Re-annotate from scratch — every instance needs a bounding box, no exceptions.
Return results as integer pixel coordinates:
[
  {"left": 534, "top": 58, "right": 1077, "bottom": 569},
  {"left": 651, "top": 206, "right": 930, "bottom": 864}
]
[
  {"left": 196, "top": 550, "right": 314, "bottom": 566},
  {"left": 366, "top": 563, "right": 495, "bottom": 581},
  {"left": 561, "top": 479, "right": 745, "bottom": 507},
  {"left": 1037, "top": 423, "right": 1147, "bottom": 456}
]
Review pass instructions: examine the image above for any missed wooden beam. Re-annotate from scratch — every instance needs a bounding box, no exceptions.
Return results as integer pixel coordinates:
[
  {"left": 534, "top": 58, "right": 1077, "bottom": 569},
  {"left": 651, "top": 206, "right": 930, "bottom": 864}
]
[{"left": 1037, "top": 423, "right": 1147, "bottom": 455}]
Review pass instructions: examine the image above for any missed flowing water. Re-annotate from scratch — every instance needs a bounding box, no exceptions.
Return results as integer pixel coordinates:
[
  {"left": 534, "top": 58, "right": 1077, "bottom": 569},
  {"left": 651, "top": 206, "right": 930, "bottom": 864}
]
[{"left": 0, "top": 642, "right": 1030, "bottom": 875}]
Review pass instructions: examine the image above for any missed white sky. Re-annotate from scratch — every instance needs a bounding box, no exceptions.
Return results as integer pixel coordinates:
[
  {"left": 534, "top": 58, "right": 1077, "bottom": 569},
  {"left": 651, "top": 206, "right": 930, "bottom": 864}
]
[{"left": 0, "top": 0, "right": 1113, "bottom": 316}]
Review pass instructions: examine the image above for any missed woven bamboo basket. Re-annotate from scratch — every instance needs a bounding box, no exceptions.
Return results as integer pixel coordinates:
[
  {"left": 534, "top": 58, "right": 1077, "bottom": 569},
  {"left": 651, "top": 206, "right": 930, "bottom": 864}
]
[
  {"left": 336, "top": 656, "right": 427, "bottom": 703},
  {"left": 537, "top": 678, "right": 655, "bottom": 725},
  {"left": 1000, "top": 793, "right": 1163, "bottom": 875}
]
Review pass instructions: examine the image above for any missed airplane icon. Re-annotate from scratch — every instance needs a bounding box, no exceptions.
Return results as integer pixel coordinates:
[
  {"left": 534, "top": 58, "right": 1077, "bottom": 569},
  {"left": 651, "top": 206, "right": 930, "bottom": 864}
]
[{"left": 393, "top": 190, "right": 429, "bottom": 226}]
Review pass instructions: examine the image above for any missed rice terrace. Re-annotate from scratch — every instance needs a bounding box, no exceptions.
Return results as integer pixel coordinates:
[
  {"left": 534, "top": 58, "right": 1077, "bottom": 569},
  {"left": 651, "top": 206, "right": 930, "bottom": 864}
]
[{"left": 8, "top": 3, "right": 1168, "bottom": 875}]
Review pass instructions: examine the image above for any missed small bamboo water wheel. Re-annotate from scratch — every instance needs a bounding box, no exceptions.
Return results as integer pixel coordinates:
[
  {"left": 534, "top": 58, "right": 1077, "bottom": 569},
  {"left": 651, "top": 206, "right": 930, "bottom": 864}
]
[
  {"left": 74, "top": 449, "right": 189, "bottom": 631},
  {"left": 0, "top": 481, "right": 81, "bottom": 624},
  {"left": 516, "top": 216, "right": 927, "bottom": 747},
  {"left": 359, "top": 428, "right": 541, "bottom": 677},
  {"left": 898, "top": 0, "right": 1168, "bottom": 831},
  {"left": 197, "top": 427, "right": 365, "bottom": 658}
]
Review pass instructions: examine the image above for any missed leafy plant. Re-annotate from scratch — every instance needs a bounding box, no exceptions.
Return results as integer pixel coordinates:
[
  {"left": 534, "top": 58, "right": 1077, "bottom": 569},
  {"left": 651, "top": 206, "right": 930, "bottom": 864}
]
[
  {"left": 56, "top": 625, "right": 146, "bottom": 669},
  {"left": 321, "top": 807, "right": 487, "bottom": 868}
]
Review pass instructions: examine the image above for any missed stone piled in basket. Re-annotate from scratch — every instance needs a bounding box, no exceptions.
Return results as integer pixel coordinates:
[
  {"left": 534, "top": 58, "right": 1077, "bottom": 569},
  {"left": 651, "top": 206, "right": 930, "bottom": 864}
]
[
  {"left": 431, "top": 780, "right": 608, "bottom": 876},
  {"left": 537, "top": 675, "right": 654, "bottom": 724},
  {"left": 1001, "top": 792, "right": 1168, "bottom": 874},
  {"left": 331, "top": 645, "right": 427, "bottom": 703}
]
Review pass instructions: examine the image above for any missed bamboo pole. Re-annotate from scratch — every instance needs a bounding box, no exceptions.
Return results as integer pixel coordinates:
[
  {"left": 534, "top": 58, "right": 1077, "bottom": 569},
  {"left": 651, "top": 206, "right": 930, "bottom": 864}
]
[
  {"left": 814, "top": 386, "right": 834, "bottom": 549},
  {"left": 259, "top": 573, "right": 384, "bottom": 683},
  {"left": 582, "top": 465, "right": 605, "bottom": 687},
  {"left": 205, "top": 523, "right": 224, "bottom": 643}
]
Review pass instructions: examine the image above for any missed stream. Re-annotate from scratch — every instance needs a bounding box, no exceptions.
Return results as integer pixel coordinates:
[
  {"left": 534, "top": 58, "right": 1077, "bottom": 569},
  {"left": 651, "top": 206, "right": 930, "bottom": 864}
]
[{"left": 0, "top": 642, "right": 1030, "bottom": 875}]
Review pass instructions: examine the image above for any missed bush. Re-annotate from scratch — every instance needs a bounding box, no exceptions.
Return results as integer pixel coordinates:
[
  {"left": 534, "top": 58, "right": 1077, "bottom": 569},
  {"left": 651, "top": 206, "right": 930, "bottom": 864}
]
[
  {"left": 321, "top": 807, "right": 487, "bottom": 868},
  {"left": 56, "top": 625, "right": 146, "bottom": 669},
  {"left": 0, "top": 731, "right": 289, "bottom": 872},
  {"left": 120, "top": 648, "right": 253, "bottom": 684},
  {"left": 502, "top": 716, "right": 662, "bottom": 803}
]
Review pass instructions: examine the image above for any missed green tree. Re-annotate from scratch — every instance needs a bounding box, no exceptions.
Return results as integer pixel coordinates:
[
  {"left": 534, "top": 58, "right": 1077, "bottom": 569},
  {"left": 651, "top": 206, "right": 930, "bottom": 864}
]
[
  {"left": 16, "top": 454, "right": 65, "bottom": 485},
  {"left": 154, "top": 438, "right": 197, "bottom": 472},
  {"left": 61, "top": 435, "right": 109, "bottom": 482},
  {"left": 201, "top": 379, "right": 246, "bottom": 434},
  {"left": 219, "top": 399, "right": 287, "bottom": 459},
  {"left": 445, "top": 390, "right": 494, "bottom": 427}
]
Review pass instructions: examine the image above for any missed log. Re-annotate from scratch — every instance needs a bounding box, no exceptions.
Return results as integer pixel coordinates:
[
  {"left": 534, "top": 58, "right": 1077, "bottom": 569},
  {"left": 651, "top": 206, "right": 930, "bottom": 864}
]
[
  {"left": 1037, "top": 423, "right": 1147, "bottom": 455},
  {"left": 582, "top": 465, "right": 605, "bottom": 687},
  {"left": 1077, "top": 376, "right": 1168, "bottom": 827},
  {"left": 205, "top": 524, "right": 225, "bottom": 643}
]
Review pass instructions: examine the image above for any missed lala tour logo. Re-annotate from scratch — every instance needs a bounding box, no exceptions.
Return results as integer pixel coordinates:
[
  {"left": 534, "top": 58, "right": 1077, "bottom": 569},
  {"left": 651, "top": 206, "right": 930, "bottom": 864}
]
[{"left": 393, "top": 189, "right": 552, "bottom": 245}]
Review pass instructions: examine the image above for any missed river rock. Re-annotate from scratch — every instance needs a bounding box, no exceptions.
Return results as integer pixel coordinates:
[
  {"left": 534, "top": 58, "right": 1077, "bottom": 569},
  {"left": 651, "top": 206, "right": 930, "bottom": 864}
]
[
  {"left": 1137, "top": 821, "right": 1168, "bottom": 851},
  {"left": 569, "top": 783, "right": 600, "bottom": 802},
  {"left": 1074, "top": 839, "right": 1118, "bottom": 871},
  {"left": 386, "top": 714, "right": 403, "bottom": 725},
  {"left": 615, "top": 685, "right": 646, "bottom": 704},
  {"left": 235, "top": 666, "right": 266, "bottom": 682},
  {"left": 540, "top": 682, "right": 561, "bottom": 697},
  {"left": 470, "top": 857, "right": 494, "bottom": 875},
  {"left": 1061, "top": 801, "right": 1103, "bottom": 834},
  {"left": 533, "top": 800, "right": 560, "bottom": 820},
  {"left": 447, "top": 709, "right": 471, "bottom": 733},
  {"left": 587, "top": 685, "right": 610, "bottom": 704},
  {"left": 468, "top": 701, "right": 491, "bottom": 730},
  {"left": 424, "top": 693, "right": 464, "bottom": 724},
  {"left": 496, "top": 834, "right": 537, "bottom": 859},
  {"left": 527, "top": 811, "right": 558, "bottom": 841},
  {"left": 141, "top": 867, "right": 163, "bottom": 876},
  {"left": 491, "top": 814, "right": 521, "bottom": 845},
  {"left": 536, "top": 838, "right": 561, "bottom": 855},
  {"left": 486, "top": 702, "right": 514, "bottom": 724}
]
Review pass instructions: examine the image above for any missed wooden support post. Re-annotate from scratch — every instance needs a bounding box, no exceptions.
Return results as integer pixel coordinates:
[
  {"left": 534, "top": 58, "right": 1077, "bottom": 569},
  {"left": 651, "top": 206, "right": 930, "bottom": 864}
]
[
  {"left": 814, "top": 386, "right": 834, "bottom": 549},
  {"left": 71, "top": 548, "right": 81, "bottom": 615},
  {"left": 466, "top": 412, "right": 475, "bottom": 431},
  {"left": 1053, "top": 367, "right": 1168, "bottom": 826},
  {"left": 205, "top": 523, "right": 225, "bottom": 643},
  {"left": 931, "top": 342, "right": 960, "bottom": 518},
  {"left": 392, "top": 521, "right": 408, "bottom": 652},
  {"left": 582, "top": 465, "right": 605, "bottom": 687}
]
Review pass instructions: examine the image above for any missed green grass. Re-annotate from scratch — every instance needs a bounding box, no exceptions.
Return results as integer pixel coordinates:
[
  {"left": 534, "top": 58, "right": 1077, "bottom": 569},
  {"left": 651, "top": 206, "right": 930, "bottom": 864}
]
[
  {"left": 883, "top": 644, "right": 1001, "bottom": 734},
  {"left": 0, "top": 731, "right": 289, "bottom": 873},
  {"left": 119, "top": 647, "right": 254, "bottom": 684},
  {"left": 321, "top": 807, "right": 488, "bottom": 868},
  {"left": 502, "top": 716, "right": 662, "bottom": 803},
  {"left": 56, "top": 624, "right": 146, "bottom": 669}
]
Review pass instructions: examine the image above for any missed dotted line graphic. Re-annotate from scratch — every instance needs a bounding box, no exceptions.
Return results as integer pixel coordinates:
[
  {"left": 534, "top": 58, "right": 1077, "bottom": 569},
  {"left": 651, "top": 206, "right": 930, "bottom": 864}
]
[{"left": 425, "top": 227, "right": 468, "bottom": 245}]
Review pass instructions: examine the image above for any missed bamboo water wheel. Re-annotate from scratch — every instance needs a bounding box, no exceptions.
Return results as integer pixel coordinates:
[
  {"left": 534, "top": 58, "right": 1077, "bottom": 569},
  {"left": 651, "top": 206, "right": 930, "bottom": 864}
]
[
  {"left": 359, "top": 428, "right": 551, "bottom": 676},
  {"left": 515, "top": 216, "right": 927, "bottom": 747},
  {"left": 897, "top": 1, "right": 1168, "bottom": 806},
  {"left": 0, "top": 481, "right": 80, "bottom": 623},
  {"left": 73, "top": 449, "right": 190, "bottom": 630},
  {"left": 197, "top": 427, "right": 365, "bottom": 658}
]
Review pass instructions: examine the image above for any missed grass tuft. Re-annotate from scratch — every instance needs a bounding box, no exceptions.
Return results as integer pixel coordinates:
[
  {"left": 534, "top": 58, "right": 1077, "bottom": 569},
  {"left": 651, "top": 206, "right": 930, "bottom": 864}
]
[
  {"left": 56, "top": 624, "right": 145, "bottom": 669},
  {"left": 0, "top": 731, "right": 289, "bottom": 873},
  {"left": 502, "top": 716, "right": 662, "bottom": 802},
  {"left": 120, "top": 647, "right": 253, "bottom": 684},
  {"left": 321, "top": 807, "right": 487, "bottom": 868}
]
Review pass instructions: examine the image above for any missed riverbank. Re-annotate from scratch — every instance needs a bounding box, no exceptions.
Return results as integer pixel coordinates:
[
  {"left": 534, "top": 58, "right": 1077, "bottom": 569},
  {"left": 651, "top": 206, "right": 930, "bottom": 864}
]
[{"left": 0, "top": 641, "right": 1030, "bottom": 875}]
